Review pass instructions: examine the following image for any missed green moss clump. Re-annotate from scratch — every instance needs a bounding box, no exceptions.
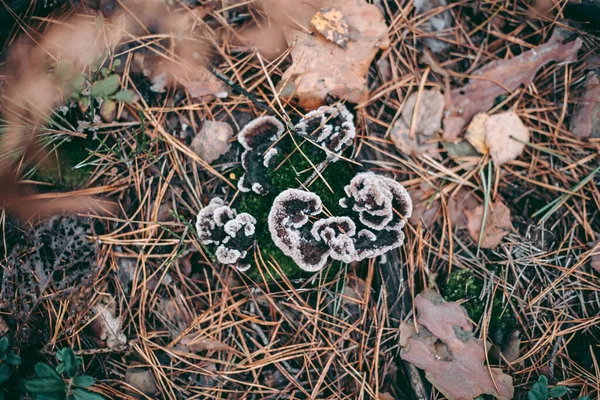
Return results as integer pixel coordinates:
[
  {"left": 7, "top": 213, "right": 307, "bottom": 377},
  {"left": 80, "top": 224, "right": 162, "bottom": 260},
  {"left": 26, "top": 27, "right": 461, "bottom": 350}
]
[
  {"left": 30, "top": 137, "right": 93, "bottom": 190},
  {"left": 233, "top": 134, "right": 357, "bottom": 280},
  {"left": 442, "top": 269, "right": 517, "bottom": 345}
]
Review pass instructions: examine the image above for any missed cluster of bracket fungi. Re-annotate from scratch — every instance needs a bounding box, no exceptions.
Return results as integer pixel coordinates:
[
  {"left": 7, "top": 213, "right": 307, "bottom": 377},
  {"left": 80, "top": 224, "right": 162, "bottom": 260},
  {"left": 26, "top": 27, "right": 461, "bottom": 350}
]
[{"left": 196, "top": 104, "right": 413, "bottom": 272}]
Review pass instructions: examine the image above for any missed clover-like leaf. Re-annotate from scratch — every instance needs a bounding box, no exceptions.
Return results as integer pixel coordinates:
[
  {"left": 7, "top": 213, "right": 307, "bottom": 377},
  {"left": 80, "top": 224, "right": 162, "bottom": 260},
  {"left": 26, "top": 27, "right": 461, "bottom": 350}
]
[
  {"left": 114, "top": 90, "right": 138, "bottom": 103},
  {"left": 90, "top": 75, "right": 120, "bottom": 98},
  {"left": 548, "top": 386, "right": 568, "bottom": 398},
  {"left": 71, "top": 387, "right": 106, "bottom": 400},
  {"left": 73, "top": 375, "right": 95, "bottom": 388}
]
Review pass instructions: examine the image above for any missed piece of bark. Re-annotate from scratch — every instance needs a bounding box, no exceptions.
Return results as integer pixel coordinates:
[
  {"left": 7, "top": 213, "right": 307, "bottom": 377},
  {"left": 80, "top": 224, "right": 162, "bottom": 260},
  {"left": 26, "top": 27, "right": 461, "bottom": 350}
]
[
  {"left": 443, "top": 32, "right": 582, "bottom": 141},
  {"left": 570, "top": 71, "right": 600, "bottom": 139}
]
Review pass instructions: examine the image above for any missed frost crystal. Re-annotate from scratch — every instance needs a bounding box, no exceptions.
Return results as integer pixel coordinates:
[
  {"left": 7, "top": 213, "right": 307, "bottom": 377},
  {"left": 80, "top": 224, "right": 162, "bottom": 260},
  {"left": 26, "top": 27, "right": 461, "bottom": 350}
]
[
  {"left": 237, "top": 116, "right": 285, "bottom": 195},
  {"left": 294, "top": 103, "right": 356, "bottom": 161},
  {"left": 268, "top": 172, "right": 412, "bottom": 271},
  {"left": 196, "top": 198, "right": 256, "bottom": 271}
]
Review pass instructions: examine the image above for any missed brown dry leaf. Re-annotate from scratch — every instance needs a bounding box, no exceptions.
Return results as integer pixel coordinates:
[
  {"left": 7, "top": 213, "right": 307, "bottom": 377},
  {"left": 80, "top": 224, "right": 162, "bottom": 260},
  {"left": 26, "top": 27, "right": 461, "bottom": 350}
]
[
  {"left": 484, "top": 111, "right": 530, "bottom": 166},
  {"left": 466, "top": 200, "right": 513, "bottom": 248},
  {"left": 447, "top": 188, "right": 479, "bottom": 228},
  {"left": 465, "top": 113, "right": 490, "bottom": 154},
  {"left": 378, "top": 393, "right": 395, "bottom": 400},
  {"left": 90, "top": 299, "right": 127, "bottom": 349},
  {"left": 190, "top": 120, "right": 233, "bottom": 164},
  {"left": 443, "top": 32, "right": 582, "bottom": 140},
  {"left": 570, "top": 71, "right": 600, "bottom": 139},
  {"left": 390, "top": 120, "right": 439, "bottom": 158},
  {"left": 125, "top": 367, "right": 159, "bottom": 398},
  {"left": 400, "top": 290, "right": 514, "bottom": 400},
  {"left": 265, "top": 0, "right": 389, "bottom": 109},
  {"left": 402, "top": 89, "right": 445, "bottom": 136},
  {"left": 311, "top": 7, "right": 350, "bottom": 49},
  {"left": 180, "top": 334, "right": 230, "bottom": 352},
  {"left": 409, "top": 185, "right": 441, "bottom": 228}
]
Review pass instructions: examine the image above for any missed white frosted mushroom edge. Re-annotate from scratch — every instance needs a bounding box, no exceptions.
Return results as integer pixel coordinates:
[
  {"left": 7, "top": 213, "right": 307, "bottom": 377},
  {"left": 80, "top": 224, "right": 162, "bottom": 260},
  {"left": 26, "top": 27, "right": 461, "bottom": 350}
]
[
  {"left": 268, "top": 172, "right": 413, "bottom": 272},
  {"left": 196, "top": 198, "right": 256, "bottom": 271},
  {"left": 295, "top": 103, "right": 356, "bottom": 161}
]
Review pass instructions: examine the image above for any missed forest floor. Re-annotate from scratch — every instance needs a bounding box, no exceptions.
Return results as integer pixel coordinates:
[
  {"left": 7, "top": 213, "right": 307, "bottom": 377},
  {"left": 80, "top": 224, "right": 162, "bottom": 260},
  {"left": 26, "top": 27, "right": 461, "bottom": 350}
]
[{"left": 0, "top": 0, "right": 599, "bottom": 399}]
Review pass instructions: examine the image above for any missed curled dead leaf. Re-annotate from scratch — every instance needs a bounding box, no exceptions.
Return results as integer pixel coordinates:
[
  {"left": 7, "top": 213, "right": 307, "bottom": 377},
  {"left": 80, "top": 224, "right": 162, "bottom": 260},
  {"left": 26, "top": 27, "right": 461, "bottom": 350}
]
[
  {"left": 466, "top": 200, "right": 513, "bottom": 248},
  {"left": 465, "top": 113, "right": 489, "bottom": 154},
  {"left": 443, "top": 32, "right": 582, "bottom": 141},
  {"left": 400, "top": 290, "right": 514, "bottom": 400},
  {"left": 266, "top": 0, "right": 389, "bottom": 109},
  {"left": 570, "top": 71, "right": 600, "bottom": 139}
]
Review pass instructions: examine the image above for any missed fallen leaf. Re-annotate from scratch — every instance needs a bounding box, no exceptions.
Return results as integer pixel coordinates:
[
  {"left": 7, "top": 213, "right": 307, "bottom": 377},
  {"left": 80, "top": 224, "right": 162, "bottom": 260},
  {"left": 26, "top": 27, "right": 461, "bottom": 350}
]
[
  {"left": 90, "top": 300, "right": 127, "bottom": 349},
  {"left": 400, "top": 290, "right": 514, "bottom": 400},
  {"left": 378, "top": 393, "right": 395, "bottom": 400},
  {"left": 190, "top": 120, "right": 233, "bottom": 164},
  {"left": 570, "top": 71, "right": 600, "bottom": 139},
  {"left": 465, "top": 113, "right": 489, "bottom": 154},
  {"left": 484, "top": 111, "right": 530, "bottom": 166},
  {"left": 266, "top": 0, "right": 389, "bottom": 109},
  {"left": 0, "top": 316, "right": 8, "bottom": 336},
  {"left": 176, "top": 65, "right": 229, "bottom": 100},
  {"left": 179, "top": 334, "right": 229, "bottom": 352},
  {"left": 447, "top": 188, "right": 479, "bottom": 228},
  {"left": 409, "top": 185, "right": 441, "bottom": 228},
  {"left": 442, "top": 140, "right": 480, "bottom": 161},
  {"left": 125, "top": 367, "right": 159, "bottom": 398},
  {"left": 414, "top": 0, "right": 454, "bottom": 53},
  {"left": 311, "top": 7, "right": 350, "bottom": 49},
  {"left": 466, "top": 200, "right": 513, "bottom": 248},
  {"left": 390, "top": 119, "right": 439, "bottom": 158},
  {"left": 401, "top": 89, "right": 445, "bottom": 136},
  {"left": 443, "top": 32, "right": 582, "bottom": 141},
  {"left": 99, "top": 99, "right": 117, "bottom": 123}
]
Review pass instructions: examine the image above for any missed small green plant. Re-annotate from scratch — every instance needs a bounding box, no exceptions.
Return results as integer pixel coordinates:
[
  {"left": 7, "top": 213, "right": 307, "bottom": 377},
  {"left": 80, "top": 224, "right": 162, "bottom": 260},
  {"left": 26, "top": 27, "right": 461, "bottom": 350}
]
[
  {"left": 22, "top": 348, "right": 104, "bottom": 400},
  {"left": 60, "top": 58, "right": 138, "bottom": 122},
  {"left": 0, "top": 336, "right": 22, "bottom": 400},
  {"left": 528, "top": 376, "right": 568, "bottom": 400}
]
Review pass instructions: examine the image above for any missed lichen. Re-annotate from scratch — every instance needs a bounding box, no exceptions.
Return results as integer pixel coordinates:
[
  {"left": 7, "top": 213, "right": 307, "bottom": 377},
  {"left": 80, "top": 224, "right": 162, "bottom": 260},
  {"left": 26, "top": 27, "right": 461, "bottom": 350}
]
[{"left": 197, "top": 104, "right": 412, "bottom": 277}]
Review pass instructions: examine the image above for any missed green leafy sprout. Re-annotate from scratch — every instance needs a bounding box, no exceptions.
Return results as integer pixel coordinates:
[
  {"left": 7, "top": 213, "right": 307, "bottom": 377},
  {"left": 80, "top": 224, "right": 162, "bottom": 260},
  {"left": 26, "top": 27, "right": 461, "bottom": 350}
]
[
  {"left": 0, "top": 336, "right": 22, "bottom": 400},
  {"left": 22, "top": 348, "right": 104, "bottom": 400}
]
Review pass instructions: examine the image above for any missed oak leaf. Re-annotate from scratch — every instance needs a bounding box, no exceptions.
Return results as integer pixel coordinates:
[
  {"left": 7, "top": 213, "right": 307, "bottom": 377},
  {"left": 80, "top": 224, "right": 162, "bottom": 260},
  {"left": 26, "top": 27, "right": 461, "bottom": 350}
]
[{"left": 400, "top": 290, "right": 514, "bottom": 400}]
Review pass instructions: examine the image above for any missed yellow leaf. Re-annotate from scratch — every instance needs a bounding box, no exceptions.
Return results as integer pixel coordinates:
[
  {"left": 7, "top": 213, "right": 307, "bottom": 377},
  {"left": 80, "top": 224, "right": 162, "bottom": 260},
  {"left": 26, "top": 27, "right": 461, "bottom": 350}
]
[{"left": 310, "top": 7, "right": 350, "bottom": 49}]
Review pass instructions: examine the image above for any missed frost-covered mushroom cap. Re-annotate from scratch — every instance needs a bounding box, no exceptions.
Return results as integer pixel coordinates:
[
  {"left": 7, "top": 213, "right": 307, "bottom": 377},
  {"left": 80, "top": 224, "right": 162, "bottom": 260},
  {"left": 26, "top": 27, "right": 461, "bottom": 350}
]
[
  {"left": 294, "top": 103, "right": 356, "bottom": 160},
  {"left": 268, "top": 173, "right": 413, "bottom": 272},
  {"left": 196, "top": 198, "right": 256, "bottom": 271},
  {"left": 237, "top": 116, "right": 286, "bottom": 195}
]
